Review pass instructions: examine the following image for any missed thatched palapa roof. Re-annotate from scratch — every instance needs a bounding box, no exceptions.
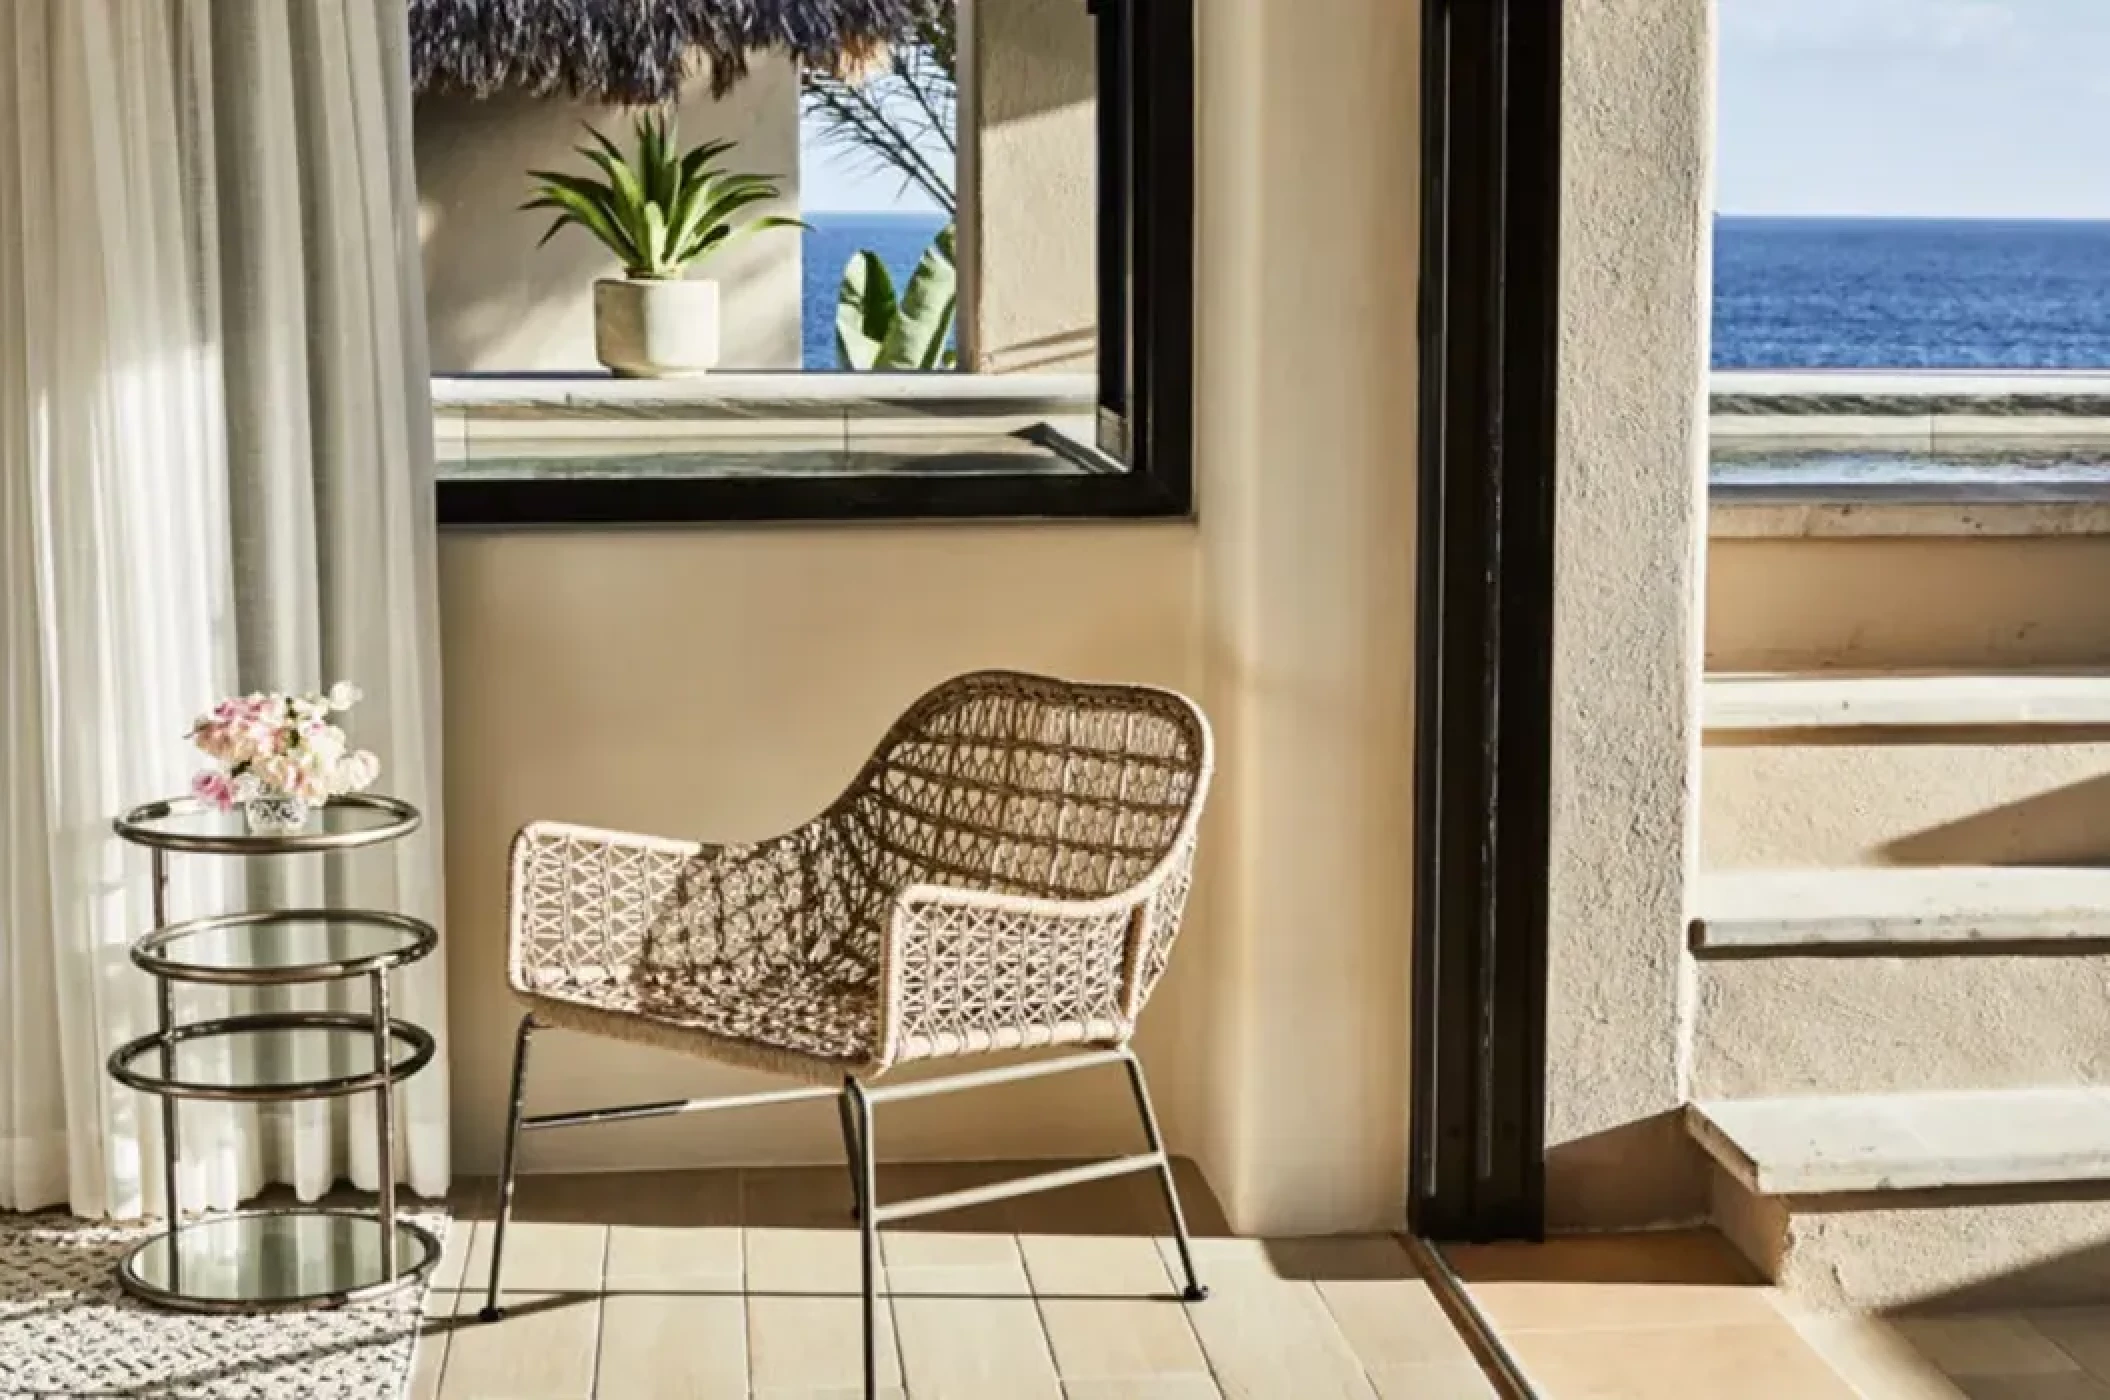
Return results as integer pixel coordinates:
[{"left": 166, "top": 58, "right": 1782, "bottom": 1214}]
[{"left": 408, "top": 0, "right": 939, "bottom": 104}]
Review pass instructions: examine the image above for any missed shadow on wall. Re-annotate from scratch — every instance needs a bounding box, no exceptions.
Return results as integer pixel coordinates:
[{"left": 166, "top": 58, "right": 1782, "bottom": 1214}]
[
  {"left": 1882, "top": 769, "right": 2110, "bottom": 867},
  {"left": 414, "top": 71, "right": 802, "bottom": 374}
]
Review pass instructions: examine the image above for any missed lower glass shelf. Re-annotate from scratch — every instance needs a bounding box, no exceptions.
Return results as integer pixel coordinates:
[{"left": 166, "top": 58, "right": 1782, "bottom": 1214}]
[{"left": 117, "top": 1209, "right": 439, "bottom": 1312}]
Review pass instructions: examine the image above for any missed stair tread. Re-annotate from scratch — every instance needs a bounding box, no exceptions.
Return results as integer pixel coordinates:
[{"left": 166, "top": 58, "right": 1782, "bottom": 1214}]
[
  {"left": 1693, "top": 866, "right": 2110, "bottom": 950},
  {"left": 1689, "top": 1088, "right": 2110, "bottom": 1194},
  {"left": 1704, "top": 670, "right": 2110, "bottom": 731}
]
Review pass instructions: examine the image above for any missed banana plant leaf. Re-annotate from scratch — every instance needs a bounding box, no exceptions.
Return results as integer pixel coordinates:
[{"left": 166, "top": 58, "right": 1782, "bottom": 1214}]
[
  {"left": 835, "top": 251, "right": 900, "bottom": 371},
  {"left": 876, "top": 224, "right": 957, "bottom": 370}
]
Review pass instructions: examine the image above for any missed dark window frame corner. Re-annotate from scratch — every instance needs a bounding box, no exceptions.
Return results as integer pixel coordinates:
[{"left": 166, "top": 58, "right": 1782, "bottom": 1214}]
[{"left": 436, "top": 0, "right": 1195, "bottom": 529}]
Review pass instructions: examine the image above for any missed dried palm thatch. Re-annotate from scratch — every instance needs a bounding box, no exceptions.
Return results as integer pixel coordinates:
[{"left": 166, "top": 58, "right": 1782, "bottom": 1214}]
[{"left": 408, "top": 0, "right": 940, "bottom": 104}]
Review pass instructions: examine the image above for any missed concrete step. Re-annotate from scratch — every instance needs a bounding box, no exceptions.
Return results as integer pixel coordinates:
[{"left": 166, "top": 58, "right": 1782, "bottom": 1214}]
[
  {"left": 1704, "top": 670, "right": 2110, "bottom": 733},
  {"left": 1692, "top": 867, "right": 2110, "bottom": 954},
  {"left": 1689, "top": 866, "right": 2110, "bottom": 1100},
  {"left": 1702, "top": 671, "right": 2110, "bottom": 871},
  {"left": 1691, "top": 1089, "right": 2110, "bottom": 1195},
  {"left": 1690, "top": 1090, "right": 2110, "bottom": 1311}
]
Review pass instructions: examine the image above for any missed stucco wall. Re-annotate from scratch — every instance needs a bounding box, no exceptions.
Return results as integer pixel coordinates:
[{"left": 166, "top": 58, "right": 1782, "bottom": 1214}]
[
  {"left": 962, "top": 0, "right": 1097, "bottom": 373},
  {"left": 438, "top": 0, "right": 1420, "bottom": 1237},
  {"left": 416, "top": 63, "right": 801, "bottom": 373},
  {"left": 1541, "top": 0, "right": 1715, "bottom": 1228}
]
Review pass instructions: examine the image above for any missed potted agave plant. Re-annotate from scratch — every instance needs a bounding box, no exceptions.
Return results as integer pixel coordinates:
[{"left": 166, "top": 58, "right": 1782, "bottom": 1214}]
[{"left": 526, "top": 113, "right": 804, "bottom": 377}]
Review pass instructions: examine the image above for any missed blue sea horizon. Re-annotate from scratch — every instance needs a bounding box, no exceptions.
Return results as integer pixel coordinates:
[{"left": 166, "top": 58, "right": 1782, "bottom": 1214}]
[
  {"left": 800, "top": 213, "right": 2110, "bottom": 373},
  {"left": 1713, "top": 214, "right": 2110, "bottom": 371},
  {"left": 801, "top": 209, "right": 949, "bottom": 370}
]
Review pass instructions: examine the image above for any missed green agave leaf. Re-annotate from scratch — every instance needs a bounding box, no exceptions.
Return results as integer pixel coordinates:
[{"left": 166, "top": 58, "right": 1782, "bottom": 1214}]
[
  {"left": 679, "top": 138, "right": 740, "bottom": 188},
  {"left": 640, "top": 202, "right": 672, "bottom": 277},
  {"left": 524, "top": 174, "right": 640, "bottom": 265},
  {"left": 835, "top": 250, "right": 899, "bottom": 371},
  {"left": 877, "top": 225, "right": 958, "bottom": 370},
  {"left": 578, "top": 146, "right": 649, "bottom": 245}
]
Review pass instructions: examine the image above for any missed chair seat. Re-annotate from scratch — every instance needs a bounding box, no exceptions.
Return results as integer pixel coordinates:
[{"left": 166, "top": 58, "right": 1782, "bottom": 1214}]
[{"left": 520, "top": 966, "right": 883, "bottom": 1083}]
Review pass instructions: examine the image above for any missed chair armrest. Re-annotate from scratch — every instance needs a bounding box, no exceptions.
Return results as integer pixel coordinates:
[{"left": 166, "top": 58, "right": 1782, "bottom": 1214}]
[
  {"left": 506, "top": 821, "right": 704, "bottom": 996},
  {"left": 876, "top": 884, "right": 1145, "bottom": 1067}
]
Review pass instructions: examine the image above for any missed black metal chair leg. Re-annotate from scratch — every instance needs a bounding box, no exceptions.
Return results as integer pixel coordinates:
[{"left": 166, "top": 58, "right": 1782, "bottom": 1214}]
[
  {"left": 1121, "top": 1048, "right": 1209, "bottom": 1302},
  {"left": 480, "top": 1014, "right": 537, "bottom": 1323},
  {"left": 837, "top": 1088, "right": 866, "bottom": 1222},
  {"left": 843, "top": 1077, "right": 879, "bottom": 1400}
]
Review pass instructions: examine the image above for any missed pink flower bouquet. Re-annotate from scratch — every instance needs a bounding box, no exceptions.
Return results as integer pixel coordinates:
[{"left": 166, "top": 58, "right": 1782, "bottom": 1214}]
[{"left": 188, "top": 682, "right": 381, "bottom": 830}]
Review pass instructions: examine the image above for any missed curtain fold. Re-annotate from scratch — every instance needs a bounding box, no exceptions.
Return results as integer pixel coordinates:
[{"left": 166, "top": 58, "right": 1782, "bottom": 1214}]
[{"left": 0, "top": 0, "right": 448, "bottom": 1218}]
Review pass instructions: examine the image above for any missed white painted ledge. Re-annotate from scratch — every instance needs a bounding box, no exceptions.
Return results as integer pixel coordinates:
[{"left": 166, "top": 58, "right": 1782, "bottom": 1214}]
[
  {"left": 1691, "top": 867, "right": 2110, "bottom": 953},
  {"left": 1703, "top": 671, "right": 2110, "bottom": 732},
  {"left": 1688, "top": 1088, "right": 2110, "bottom": 1195}
]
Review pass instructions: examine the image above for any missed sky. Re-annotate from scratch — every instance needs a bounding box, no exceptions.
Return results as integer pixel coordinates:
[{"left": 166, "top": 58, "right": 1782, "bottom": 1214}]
[
  {"left": 800, "top": 113, "right": 948, "bottom": 214},
  {"left": 1719, "top": 0, "right": 2110, "bottom": 218}
]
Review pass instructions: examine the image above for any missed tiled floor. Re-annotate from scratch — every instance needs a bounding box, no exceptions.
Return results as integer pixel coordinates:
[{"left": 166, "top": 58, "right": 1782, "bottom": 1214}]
[
  {"left": 415, "top": 1169, "right": 2110, "bottom": 1399},
  {"left": 415, "top": 1161, "right": 1499, "bottom": 1399},
  {"left": 1448, "top": 1229, "right": 2110, "bottom": 1400}
]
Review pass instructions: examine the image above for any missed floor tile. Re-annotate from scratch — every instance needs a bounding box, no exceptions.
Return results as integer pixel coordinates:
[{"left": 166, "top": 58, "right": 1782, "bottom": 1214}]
[
  {"left": 462, "top": 1217, "right": 607, "bottom": 1294},
  {"left": 882, "top": 1222, "right": 1031, "bottom": 1294},
  {"left": 1366, "top": 1361, "right": 1499, "bottom": 1399},
  {"left": 891, "top": 1293, "right": 1064, "bottom": 1398},
  {"left": 1509, "top": 1321, "right": 1861, "bottom": 1400},
  {"left": 592, "top": 1292, "right": 747, "bottom": 1399},
  {"left": 1061, "top": 1379, "right": 1225, "bottom": 1399},
  {"left": 746, "top": 1224, "right": 883, "bottom": 1296},
  {"left": 429, "top": 1214, "right": 475, "bottom": 1292},
  {"left": 2030, "top": 1307, "right": 2110, "bottom": 1382},
  {"left": 1038, "top": 1296, "right": 1211, "bottom": 1381},
  {"left": 603, "top": 1221, "right": 742, "bottom": 1291},
  {"left": 1957, "top": 1377, "right": 2110, "bottom": 1400},
  {"left": 435, "top": 1290, "right": 601, "bottom": 1400},
  {"left": 1896, "top": 1316, "right": 2080, "bottom": 1379},
  {"left": 1023, "top": 1232, "right": 1177, "bottom": 1298},
  {"left": 1771, "top": 1301, "right": 1967, "bottom": 1399},
  {"left": 747, "top": 1294, "right": 904, "bottom": 1391},
  {"left": 1175, "top": 1271, "right": 1375, "bottom": 1398},
  {"left": 406, "top": 1323, "right": 448, "bottom": 1400},
  {"left": 1008, "top": 1171, "right": 1167, "bottom": 1235},
  {"left": 1444, "top": 1230, "right": 1778, "bottom": 1334}
]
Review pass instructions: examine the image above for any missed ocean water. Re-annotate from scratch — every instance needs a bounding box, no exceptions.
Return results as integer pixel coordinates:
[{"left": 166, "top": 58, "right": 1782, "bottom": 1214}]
[
  {"left": 802, "top": 210, "right": 951, "bottom": 369},
  {"left": 1714, "top": 217, "right": 2110, "bottom": 370}
]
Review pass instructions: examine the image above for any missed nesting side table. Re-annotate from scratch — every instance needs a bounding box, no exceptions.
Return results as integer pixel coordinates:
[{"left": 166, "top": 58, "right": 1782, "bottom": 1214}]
[{"left": 110, "top": 793, "right": 440, "bottom": 1312}]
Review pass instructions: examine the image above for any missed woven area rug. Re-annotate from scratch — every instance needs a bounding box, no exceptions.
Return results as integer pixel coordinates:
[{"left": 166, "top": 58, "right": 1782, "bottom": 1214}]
[{"left": 0, "top": 1210, "right": 447, "bottom": 1400}]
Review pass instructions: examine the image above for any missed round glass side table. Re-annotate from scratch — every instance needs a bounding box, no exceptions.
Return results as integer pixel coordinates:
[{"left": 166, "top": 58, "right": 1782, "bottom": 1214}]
[{"left": 110, "top": 793, "right": 440, "bottom": 1312}]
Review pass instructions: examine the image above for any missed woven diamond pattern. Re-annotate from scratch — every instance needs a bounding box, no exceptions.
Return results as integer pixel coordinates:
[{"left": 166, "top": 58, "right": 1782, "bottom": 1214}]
[{"left": 505, "top": 671, "right": 1212, "bottom": 1081}]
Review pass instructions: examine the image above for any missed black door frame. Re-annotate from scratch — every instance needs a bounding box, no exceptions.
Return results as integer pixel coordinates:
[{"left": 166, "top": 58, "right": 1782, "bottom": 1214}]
[{"left": 1408, "top": 0, "right": 1563, "bottom": 1242}]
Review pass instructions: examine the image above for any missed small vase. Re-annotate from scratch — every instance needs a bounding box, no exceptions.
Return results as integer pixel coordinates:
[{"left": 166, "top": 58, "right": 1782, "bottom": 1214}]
[{"left": 242, "top": 793, "right": 311, "bottom": 837}]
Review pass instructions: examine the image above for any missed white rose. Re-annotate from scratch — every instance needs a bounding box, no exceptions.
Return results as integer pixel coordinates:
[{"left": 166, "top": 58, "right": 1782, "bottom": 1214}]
[{"left": 327, "top": 681, "right": 363, "bottom": 711}]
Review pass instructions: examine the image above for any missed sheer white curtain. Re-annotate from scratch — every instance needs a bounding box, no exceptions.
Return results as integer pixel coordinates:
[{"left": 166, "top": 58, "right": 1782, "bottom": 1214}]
[{"left": 0, "top": 0, "right": 448, "bottom": 1218}]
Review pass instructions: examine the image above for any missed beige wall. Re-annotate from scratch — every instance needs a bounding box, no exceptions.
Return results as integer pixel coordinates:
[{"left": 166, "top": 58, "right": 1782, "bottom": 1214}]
[
  {"left": 438, "top": 0, "right": 1421, "bottom": 1237},
  {"left": 962, "top": 0, "right": 1097, "bottom": 372},
  {"left": 1708, "top": 535, "right": 2110, "bottom": 672},
  {"left": 416, "top": 63, "right": 801, "bottom": 373},
  {"left": 1541, "top": 0, "right": 1715, "bottom": 1228}
]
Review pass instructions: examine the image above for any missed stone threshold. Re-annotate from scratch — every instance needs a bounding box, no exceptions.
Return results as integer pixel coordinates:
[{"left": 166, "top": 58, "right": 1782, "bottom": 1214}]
[
  {"left": 1688, "top": 1088, "right": 2110, "bottom": 1195},
  {"left": 1691, "top": 867, "right": 2110, "bottom": 955}
]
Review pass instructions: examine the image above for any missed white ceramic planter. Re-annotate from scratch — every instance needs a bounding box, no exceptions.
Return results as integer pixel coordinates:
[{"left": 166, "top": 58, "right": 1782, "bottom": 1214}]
[{"left": 594, "top": 276, "right": 721, "bottom": 377}]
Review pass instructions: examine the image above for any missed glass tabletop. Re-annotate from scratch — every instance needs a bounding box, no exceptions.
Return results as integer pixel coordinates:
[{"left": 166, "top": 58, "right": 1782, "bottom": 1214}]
[
  {"left": 114, "top": 794, "right": 419, "bottom": 855},
  {"left": 109, "top": 1014, "right": 435, "bottom": 1101},
  {"left": 120, "top": 1210, "right": 437, "bottom": 1309},
  {"left": 133, "top": 909, "right": 437, "bottom": 984}
]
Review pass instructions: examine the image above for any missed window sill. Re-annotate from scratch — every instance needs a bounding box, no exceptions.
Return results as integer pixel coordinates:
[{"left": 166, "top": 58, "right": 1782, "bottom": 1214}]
[{"left": 430, "top": 372, "right": 1190, "bottom": 526}]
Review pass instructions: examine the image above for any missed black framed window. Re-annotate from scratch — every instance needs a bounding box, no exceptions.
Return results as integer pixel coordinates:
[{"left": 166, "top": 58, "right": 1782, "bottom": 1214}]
[{"left": 436, "top": 0, "right": 1194, "bottom": 529}]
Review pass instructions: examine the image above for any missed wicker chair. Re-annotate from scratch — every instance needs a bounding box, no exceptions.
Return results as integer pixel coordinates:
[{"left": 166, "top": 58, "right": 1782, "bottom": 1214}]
[{"left": 479, "top": 671, "right": 1214, "bottom": 1398}]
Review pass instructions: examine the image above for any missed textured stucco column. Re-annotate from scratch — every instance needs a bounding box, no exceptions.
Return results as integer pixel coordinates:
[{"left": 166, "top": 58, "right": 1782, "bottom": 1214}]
[
  {"left": 960, "top": 0, "right": 1096, "bottom": 372},
  {"left": 1542, "top": 0, "right": 1714, "bottom": 1228},
  {"left": 1188, "top": 0, "right": 1421, "bottom": 1234}
]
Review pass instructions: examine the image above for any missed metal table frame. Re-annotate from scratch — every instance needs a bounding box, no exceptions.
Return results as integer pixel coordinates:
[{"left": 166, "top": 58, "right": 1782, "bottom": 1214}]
[{"left": 110, "top": 793, "right": 440, "bottom": 1312}]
